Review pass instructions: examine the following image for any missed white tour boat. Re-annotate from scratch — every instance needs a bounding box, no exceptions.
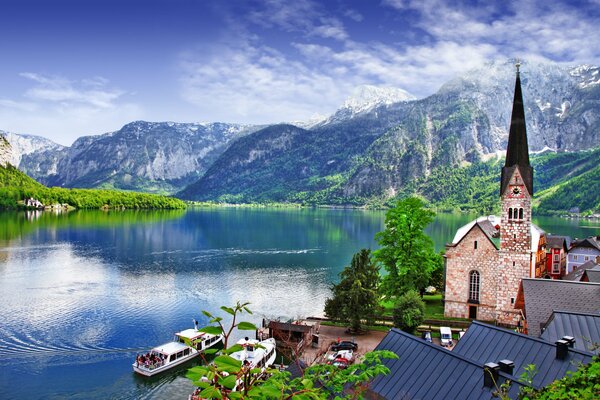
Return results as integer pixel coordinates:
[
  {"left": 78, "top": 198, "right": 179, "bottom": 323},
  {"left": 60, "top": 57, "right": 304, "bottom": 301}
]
[
  {"left": 133, "top": 326, "right": 224, "bottom": 377},
  {"left": 189, "top": 337, "right": 277, "bottom": 399}
]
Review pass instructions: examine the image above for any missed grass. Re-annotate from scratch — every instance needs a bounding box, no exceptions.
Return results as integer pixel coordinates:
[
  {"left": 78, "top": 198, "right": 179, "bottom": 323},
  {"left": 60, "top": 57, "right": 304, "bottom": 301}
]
[
  {"left": 381, "top": 294, "right": 445, "bottom": 319},
  {"left": 319, "top": 320, "right": 392, "bottom": 332}
]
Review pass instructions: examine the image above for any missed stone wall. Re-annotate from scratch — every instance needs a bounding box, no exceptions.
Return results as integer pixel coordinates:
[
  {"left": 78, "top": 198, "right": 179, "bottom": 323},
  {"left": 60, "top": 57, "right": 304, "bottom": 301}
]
[{"left": 444, "top": 224, "right": 499, "bottom": 320}]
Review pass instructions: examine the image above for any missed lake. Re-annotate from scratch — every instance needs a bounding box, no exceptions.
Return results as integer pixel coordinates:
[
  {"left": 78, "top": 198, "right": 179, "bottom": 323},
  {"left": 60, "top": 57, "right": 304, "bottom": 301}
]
[{"left": 0, "top": 207, "right": 598, "bottom": 399}]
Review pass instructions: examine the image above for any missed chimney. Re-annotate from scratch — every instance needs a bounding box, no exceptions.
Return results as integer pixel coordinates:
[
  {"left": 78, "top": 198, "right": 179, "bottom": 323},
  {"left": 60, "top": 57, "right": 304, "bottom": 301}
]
[
  {"left": 498, "top": 359, "right": 515, "bottom": 375},
  {"left": 484, "top": 362, "right": 500, "bottom": 388},
  {"left": 556, "top": 339, "right": 569, "bottom": 360},
  {"left": 561, "top": 336, "right": 576, "bottom": 347}
]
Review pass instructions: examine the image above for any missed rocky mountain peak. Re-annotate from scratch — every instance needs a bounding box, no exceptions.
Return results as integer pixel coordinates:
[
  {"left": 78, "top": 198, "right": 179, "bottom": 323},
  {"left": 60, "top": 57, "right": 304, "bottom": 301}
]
[
  {"left": 0, "top": 133, "right": 11, "bottom": 167},
  {"left": 340, "top": 85, "right": 416, "bottom": 114}
]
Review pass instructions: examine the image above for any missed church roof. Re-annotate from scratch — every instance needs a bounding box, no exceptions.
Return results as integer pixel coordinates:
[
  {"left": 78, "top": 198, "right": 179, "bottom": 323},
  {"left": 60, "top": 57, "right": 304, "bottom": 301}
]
[
  {"left": 501, "top": 69, "right": 534, "bottom": 196},
  {"left": 450, "top": 216, "right": 500, "bottom": 247},
  {"left": 450, "top": 216, "right": 543, "bottom": 253}
]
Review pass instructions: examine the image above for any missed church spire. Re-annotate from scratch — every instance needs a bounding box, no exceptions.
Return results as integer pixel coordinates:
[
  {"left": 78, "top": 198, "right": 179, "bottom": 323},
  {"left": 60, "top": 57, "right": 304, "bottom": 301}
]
[{"left": 500, "top": 62, "right": 534, "bottom": 196}]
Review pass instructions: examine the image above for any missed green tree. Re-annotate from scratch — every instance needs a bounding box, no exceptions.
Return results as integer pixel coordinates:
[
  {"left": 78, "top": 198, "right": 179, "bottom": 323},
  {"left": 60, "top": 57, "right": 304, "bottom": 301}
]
[
  {"left": 392, "top": 290, "right": 425, "bottom": 334},
  {"left": 374, "top": 197, "right": 443, "bottom": 298},
  {"left": 324, "top": 249, "right": 380, "bottom": 333}
]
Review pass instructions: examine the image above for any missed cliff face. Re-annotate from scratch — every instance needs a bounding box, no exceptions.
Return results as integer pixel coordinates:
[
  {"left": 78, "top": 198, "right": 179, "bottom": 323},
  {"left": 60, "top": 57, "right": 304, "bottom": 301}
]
[
  {"left": 0, "top": 134, "right": 11, "bottom": 167},
  {"left": 15, "top": 121, "right": 259, "bottom": 194}
]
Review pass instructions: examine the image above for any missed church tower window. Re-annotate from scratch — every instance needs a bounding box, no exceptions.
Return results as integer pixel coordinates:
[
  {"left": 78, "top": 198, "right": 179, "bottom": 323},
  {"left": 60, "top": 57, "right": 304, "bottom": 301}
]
[
  {"left": 519, "top": 208, "right": 524, "bottom": 220},
  {"left": 469, "top": 271, "right": 480, "bottom": 303}
]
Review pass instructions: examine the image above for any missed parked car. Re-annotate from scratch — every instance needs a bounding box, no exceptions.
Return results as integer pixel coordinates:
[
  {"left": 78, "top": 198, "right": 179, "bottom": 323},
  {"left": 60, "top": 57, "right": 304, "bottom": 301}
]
[
  {"left": 440, "top": 327, "right": 453, "bottom": 347},
  {"left": 422, "top": 330, "right": 433, "bottom": 343},
  {"left": 329, "top": 357, "right": 349, "bottom": 369},
  {"left": 331, "top": 341, "right": 358, "bottom": 352},
  {"left": 327, "top": 349, "right": 354, "bottom": 362}
]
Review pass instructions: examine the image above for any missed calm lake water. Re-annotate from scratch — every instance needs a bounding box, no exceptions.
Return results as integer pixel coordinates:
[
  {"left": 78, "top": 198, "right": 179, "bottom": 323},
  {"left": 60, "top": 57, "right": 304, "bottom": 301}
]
[{"left": 0, "top": 207, "right": 598, "bottom": 399}]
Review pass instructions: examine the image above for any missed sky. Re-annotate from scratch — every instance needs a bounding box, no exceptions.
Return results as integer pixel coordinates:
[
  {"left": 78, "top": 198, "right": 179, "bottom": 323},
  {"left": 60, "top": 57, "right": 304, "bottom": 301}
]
[{"left": 1, "top": 0, "right": 600, "bottom": 145}]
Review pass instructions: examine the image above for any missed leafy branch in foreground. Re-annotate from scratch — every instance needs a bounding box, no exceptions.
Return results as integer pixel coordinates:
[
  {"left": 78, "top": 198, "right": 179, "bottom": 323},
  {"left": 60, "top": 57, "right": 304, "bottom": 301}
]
[{"left": 187, "top": 301, "right": 398, "bottom": 399}]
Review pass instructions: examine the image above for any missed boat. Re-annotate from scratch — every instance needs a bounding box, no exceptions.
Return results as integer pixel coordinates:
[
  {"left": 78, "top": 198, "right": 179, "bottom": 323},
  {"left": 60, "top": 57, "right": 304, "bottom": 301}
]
[
  {"left": 133, "top": 325, "right": 224, "bottom": 377},
  {"left": 229, "top": 337, "right": 277, "bottom": 369},
  {"left": 189, "top": 337, "right": 277, "bottom": 399}
]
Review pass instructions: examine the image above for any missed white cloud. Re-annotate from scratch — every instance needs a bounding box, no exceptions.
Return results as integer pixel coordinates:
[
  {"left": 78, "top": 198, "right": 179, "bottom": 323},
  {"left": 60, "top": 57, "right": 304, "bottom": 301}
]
[
  {"left": 0, "top": 73, "right": 144, "bottom": 145},
  {"left": 247, "top": 0, "right": 349, "bottom": 41},
  {"left": 20, "top": 72, "right": 124, "bottom": 109}
]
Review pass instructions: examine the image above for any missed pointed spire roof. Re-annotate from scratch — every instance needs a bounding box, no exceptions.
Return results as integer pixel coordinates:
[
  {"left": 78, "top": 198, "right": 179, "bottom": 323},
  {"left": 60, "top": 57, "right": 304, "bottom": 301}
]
[{"left": 501, "top": 63, "right": 534, "bottom": 196}]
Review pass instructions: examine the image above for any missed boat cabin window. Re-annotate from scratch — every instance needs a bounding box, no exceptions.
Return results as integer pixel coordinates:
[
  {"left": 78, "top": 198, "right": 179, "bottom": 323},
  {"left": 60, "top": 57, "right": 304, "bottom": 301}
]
[
  {"left": 177, "top": 351, "right": 184, "bottom": 359},
  {"left": 246, "top": 345, "right": 254, "bottom": 351},
  {"left": 184, "top": 348, "right": 190, "bottom": 356},
  {"left": 169, "top": 354, "right": 176, "bottom": 362}
]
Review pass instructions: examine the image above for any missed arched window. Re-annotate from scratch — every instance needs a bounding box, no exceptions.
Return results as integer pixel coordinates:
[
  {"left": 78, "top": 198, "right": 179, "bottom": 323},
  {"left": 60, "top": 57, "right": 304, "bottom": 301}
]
[
  {"left": 508, "top": 208, "right": 513, "bottom": 219},
  {"left": 519, "top": 208, "right": 524, "bottom": 220},
  {"left": 469, "top": 271, "right": 480, "bottom": 303}
]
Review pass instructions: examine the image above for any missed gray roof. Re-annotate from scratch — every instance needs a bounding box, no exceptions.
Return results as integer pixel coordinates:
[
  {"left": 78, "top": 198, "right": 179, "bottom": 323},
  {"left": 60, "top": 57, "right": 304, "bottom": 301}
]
[
  {"left": 546, "top": 235, "right": 570, "bottom": 250},
  {"left": 540, "top": 311, "right": 600, "bottom": 354},
  {"left": 571, "top": 237, "right": 600, "bottom": 252},
  {"left": 586, "top": 268, "right": 600, "bottom": 283},
  {"left": 563, "top": 264, "right": 588, "bottom": 281},
  {"left": 453, "top": 321, "right": 593, "bottom": 388},
  {"left": 520, "top": 278, "right": 600, "bottom": 337},
  {"left": 367, "top": 328, "right": 528, "bottom": 400}
]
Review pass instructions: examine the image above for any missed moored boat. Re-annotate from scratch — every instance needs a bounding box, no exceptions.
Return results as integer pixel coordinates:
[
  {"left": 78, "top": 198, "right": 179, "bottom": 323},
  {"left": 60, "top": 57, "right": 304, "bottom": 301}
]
[{"left": 133, "top": 325, "right": 224, "bottom": 377}]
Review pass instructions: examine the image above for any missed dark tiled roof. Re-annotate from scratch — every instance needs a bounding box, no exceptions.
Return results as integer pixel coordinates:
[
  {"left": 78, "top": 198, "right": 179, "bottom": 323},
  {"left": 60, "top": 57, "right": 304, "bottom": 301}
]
[
  {"left": 453, "top": 321, "right": 593, "bottom": 387},
  {"left": 477, "top": 220, "right": 500, "bottom": 243},
  {"left": 520, "top": 278, "right": 600, "bottom": 337},
  {"left": 572, "top": 237, "right": 600, "bottom": 252},
  {"left": 367, "top": 328, "right": 527, "bottom": 400},
  {"left": 540, "top": 311, "right": 600, "bottom": 354},
  {"left": 546, "top": 235, "right": 570, "bottom": 250},
  {"left": 501, "top": 72, "right": 533, "bottom": 196}
]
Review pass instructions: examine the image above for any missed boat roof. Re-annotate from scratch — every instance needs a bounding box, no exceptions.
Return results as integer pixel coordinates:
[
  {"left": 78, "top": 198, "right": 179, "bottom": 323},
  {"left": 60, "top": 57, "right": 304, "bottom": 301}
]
[
  {"left": 152, "top": 341, "right": 190, "bottom": 355},
  {"left": 176, "top": 328, "right": 215, "bottom": 340},
  {"left": 229, "top": 338, "right": 275, "bottom": 364}
]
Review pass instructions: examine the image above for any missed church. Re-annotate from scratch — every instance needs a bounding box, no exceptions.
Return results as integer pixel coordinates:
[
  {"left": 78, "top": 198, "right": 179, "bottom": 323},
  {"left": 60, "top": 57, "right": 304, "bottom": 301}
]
[{"left": 444, "top": 64, "right": 547, "bottom": 327}]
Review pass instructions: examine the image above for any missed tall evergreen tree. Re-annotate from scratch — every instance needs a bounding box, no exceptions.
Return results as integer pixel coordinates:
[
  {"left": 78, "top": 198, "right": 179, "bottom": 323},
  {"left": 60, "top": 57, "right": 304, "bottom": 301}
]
[
  {"left": 374, "top": 197, "right": 443, "bottom": 298},
  {"left": 324, "top": 249, "right": 380, "bottom": 333}
]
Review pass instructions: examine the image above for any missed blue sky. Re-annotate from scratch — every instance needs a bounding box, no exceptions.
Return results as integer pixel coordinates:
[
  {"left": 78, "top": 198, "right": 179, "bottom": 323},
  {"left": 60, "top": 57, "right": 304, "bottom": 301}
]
[{"left": 1, "top": 0, "right": 600, "bottom": 145}]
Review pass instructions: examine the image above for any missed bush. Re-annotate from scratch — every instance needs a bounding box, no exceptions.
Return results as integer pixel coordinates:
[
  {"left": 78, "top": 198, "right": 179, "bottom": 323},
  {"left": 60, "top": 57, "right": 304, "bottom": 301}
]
[{"left": 393, "top": 290, "right": 426, "bottom": 333}]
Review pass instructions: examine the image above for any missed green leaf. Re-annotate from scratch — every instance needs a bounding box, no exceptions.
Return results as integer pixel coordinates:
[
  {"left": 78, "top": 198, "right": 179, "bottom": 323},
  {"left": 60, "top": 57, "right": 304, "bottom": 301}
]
[
  {"left": 243, "top": 306, "right": 253, "bottom": 315},
  {"left": 202, "top": 310, "right": 214, "bottom": 319},
  {"left": 223, "top": 344, "right": 243, "bottom": 355},
  {"left": 237, "top": 321, "right": 257, "bottom": 330},
  {"left": 219, "top": 374, "right": 238, "bottom": 390},
  {"left": 214, "top": 355, "right": 242, "bottom": 373},
  {"left": 198, "top": 326, "right": 223, "bottom": 335},
  {"left": 220, "top": 306, "right": 235, "bottom": 315},
  {"left": 198, "top": 386, "right": 222, "bottom": 399},
  {"left": 203, "top": 348, "right": 219, "bottom": 355},
  {"left": 210, "top": 317, "right": 223, "bottom": 323}
]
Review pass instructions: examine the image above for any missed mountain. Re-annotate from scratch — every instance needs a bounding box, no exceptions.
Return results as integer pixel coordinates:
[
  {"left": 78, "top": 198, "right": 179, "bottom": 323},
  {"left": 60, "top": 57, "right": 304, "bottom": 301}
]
[
  {"left": 0, "top": 134, "right": 11, "bottom": 167},
  {"left": 180, "top": 59, "right": 600, "bottom": 208},
  {"left": 12, "top": 121, "right": 260, "bottom": 194}
]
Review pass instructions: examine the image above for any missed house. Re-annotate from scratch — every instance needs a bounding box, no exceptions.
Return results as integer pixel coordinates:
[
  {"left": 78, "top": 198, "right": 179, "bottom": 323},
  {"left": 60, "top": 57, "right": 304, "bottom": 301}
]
[
  {"left": 544, "top": 235, "right": 571, "bottom": 279},
  {"left": 444, "top": 64, "right": 546, "bottom": 328},
  {"left": 566, "top": 236, "right": 600, "bottom": 274},
  {"left": 539, "top": 310, "right": 600, "bottom": 354},
  {"left": 515, "top": 278, "right": 600, "bottom": 337},
  {"left": 584, "top": 263, "right": 600, "bottom": 283}
]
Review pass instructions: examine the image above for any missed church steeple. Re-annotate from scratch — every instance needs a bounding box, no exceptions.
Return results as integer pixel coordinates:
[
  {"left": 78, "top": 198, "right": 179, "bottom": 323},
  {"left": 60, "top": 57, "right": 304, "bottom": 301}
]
[{"left": 500, "top": 62, "right": 534, "bottom": 196}]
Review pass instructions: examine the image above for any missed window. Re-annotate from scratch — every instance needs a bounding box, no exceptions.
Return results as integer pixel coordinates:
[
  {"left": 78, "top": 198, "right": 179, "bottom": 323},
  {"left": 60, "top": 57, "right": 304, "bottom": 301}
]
[
  {"left": 552, "top": 263, "right": 560, "bottom": 274},
  {"left": 519, "top": 208, "right": 524, "bottom": 219},
  {"left": 554, "top": 255, "right": 559, "bottom": 262},
  {"left": 469, "top": 271, "right": 480, "bottom": 303},
  {"left": 508, "top": 208, "right": 513, "bottom": 219},
  {"left": 585, "top": 256, "right": 590, "bottom": 261},
  {"left": 474, "top": 240, "right": 478, "bottom": 250},
  {"left": 573, "top": 255, "right": 578, "bottom": 261}
]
